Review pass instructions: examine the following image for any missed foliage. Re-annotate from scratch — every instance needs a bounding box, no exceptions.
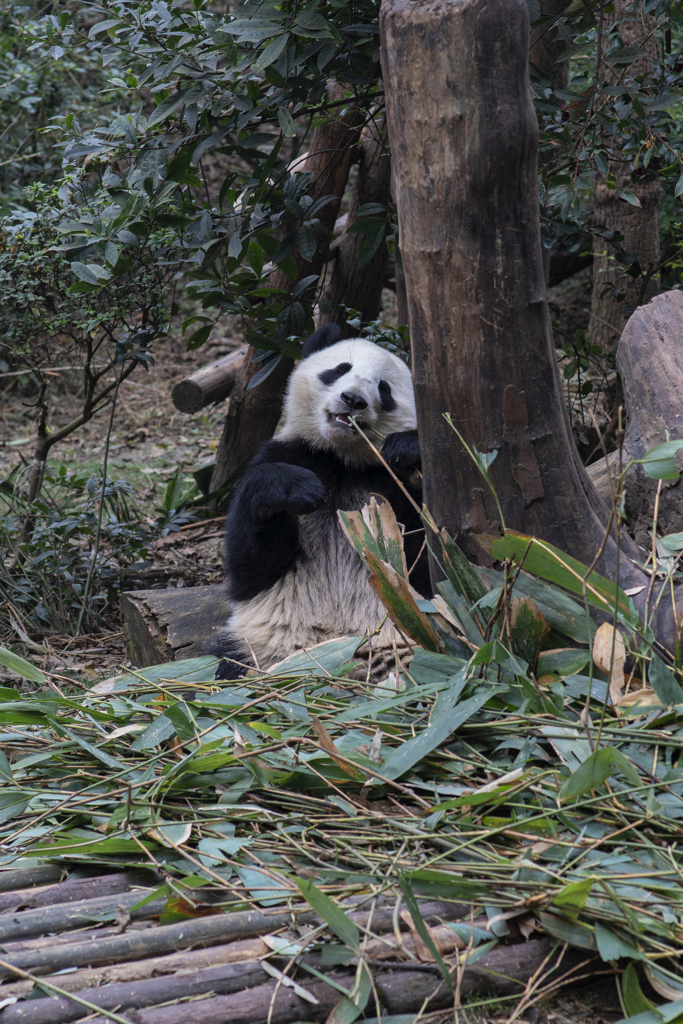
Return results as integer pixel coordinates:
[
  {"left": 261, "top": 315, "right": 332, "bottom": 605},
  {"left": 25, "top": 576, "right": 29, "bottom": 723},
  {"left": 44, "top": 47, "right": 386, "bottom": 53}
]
[
  {"left": 0, "top": 1, "right": 127, "bottom": 207},
  {"left": 11, "top": 0, "right": 681, "bottom": 377},
  {"left": 0, "top": 461, "right": 199, "bottom": 635},
  {"left": 535, "top": 0, "right": 683, "bottom": 302},
  {"left": 2, "top": 515, "right": 683, "bottom": 1019}
]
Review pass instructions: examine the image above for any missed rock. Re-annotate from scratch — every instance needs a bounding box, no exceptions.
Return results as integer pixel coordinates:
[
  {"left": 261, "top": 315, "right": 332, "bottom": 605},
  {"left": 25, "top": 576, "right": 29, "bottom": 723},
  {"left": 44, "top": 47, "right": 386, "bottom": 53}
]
[{"left": 587, "top": 290, "right": 683, "bottom": 548}]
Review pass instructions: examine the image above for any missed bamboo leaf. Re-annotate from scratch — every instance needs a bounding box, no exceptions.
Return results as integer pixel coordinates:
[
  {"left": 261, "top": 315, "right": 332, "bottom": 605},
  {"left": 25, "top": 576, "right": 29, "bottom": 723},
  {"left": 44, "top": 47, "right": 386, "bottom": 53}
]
[
  {"left": 0, "top": 646, "right": 47, "bottom": 683},
  {"left": 296, "top": 878, "right": 360, "bottom": 952}
]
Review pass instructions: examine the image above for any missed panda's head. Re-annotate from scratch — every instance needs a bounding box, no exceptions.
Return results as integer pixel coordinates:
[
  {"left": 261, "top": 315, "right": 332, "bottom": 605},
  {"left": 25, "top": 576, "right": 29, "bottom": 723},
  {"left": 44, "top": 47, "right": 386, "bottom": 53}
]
[{"left": 279, "top": 324, "right": 416, "bottom": 466}]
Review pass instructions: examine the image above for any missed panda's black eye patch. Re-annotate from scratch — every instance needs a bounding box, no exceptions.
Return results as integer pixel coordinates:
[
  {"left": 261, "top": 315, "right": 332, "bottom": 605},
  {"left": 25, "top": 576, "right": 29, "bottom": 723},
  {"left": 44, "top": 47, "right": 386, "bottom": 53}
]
[
  {"left": 319, "top": 362, "right": 352, "bottom": 387},
  {"left": 378, "top": 380, "right": 396, "bottom": 412}
]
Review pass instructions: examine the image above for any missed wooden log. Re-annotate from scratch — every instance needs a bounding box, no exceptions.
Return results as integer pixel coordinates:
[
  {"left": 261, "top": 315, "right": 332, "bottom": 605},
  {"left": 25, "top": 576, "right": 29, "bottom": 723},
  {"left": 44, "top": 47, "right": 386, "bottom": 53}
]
[
  {"left": 0, "top": 937, "right": 274, "bottom": 1000},
  {"left": 120, "top": 584, "right": 230, "bottom": 667},
  {"left": 171, "top": 347, "right": 248, "bottom": 415},
  {"left": 0, "top": 890, "right": 166, "bottom": 944},
  {"left": 0, "top": 907, "right": 319, "bottom": 979},
  {"left": 0, "top": 871, "right": 155, "bottom": 916},
  {"left": 0, "top": 900, "right": 468, "bottom": 1000},
  {"left": 587, "top": 290, "right": 683, "bottom": 548},
  {"left": 0, "top": 962, "right": 269, "bottom": 1024},
  {"left": 0, "top": 866, "right": 63, "bottom": 894},
  {"left": 320, "top": 118, "right": 392, "bottom": 333},
  {"left": 77, "top": 938, "right": 602, "bottom": 1024}
]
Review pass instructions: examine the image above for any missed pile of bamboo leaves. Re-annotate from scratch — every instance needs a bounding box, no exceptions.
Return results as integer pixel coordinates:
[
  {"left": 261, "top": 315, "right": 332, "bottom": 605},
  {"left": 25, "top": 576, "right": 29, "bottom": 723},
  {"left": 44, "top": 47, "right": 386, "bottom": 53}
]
[{"left": 2, "top": 502, "right": 683, "bottom": 1023}]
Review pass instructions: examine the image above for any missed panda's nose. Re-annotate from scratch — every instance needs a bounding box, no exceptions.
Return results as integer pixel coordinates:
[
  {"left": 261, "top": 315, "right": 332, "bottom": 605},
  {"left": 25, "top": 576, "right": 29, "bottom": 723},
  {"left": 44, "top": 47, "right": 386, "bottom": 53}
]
[{"left": 340, "top": 391, "right": 367, "bottom": 411}]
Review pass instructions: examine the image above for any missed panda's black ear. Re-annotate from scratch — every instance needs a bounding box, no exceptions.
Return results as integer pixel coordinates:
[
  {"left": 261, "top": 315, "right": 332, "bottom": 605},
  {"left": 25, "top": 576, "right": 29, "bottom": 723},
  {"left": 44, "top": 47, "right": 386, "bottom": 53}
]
[{"left": 302, "top": 324, "right": 342, "bottom": 359}]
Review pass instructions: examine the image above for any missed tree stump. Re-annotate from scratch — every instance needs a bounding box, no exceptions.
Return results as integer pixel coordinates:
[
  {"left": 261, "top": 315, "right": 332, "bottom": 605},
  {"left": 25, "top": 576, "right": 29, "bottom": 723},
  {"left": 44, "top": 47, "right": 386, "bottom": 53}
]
[{"left": 120, "top": 585, "right": 230, "bottom": 667}]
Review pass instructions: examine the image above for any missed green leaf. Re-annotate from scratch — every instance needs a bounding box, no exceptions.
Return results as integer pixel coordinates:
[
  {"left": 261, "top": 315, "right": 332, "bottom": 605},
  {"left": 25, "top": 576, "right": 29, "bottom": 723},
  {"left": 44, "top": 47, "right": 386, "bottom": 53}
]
[
  {"left": 560, "top": 746, "right": 641, "bottom": 802},
  {"left": 381, "top": 679, "right": 495, "bottom": 781},
  {"left": 131, "top": 713, "right": 176, "bottom": 751},
  {"left": 552, "top": 877, "right": 595, "bottom": 920},
  {"left": 595, "top": 924, "right": 644, "bottom": 963},
  {"left": 298, "top": 225, "right": 317, "bottom": 261},
  {"left": 0, "top": 750, "right": 12, "bottom": 782},
  {"left": 296, "top": 878, "right": 359, "bottom": 952},
  {"left": 186, "top": 324, "right": 213, "bottom": 350},
  {"left": 0, "top": 647, "right": 47, "bottom": 683},
  {"left": 616, "top": 188, "right": 642, "bottom": 207},
  {"left": 254, "top": 32, "right": 289, "bottom": 70},
  {"left": 59, "top": 726, "right": 126, "bottom": 770},
  {"left": 277, "top": 107, "right": 297, "bottom": 137},
  {"left": 70, "top": 261, "right": 100, "bottom": 284},
  {"left": 649, "top": 655, "right": 683, "bottom": 706},
  {"left": 0, "top": 790, "right": 29, "bottom": 823},
  {"left": 267, "top": 636, "right": 365, "bottom": 678},
  {"left": 621, "top": 962, "right": 656, "bottom": 1016},
  {"left": 399, "top": 874, "right": 453, "bottom": 993},
  {"left": 488, "top": 532, "right": 636, "bottom": 622},
  {"left": 641, "top": 439, "right": 683, "bottom": 481},
  {"left": 675, "top": 170, "right": 683, "bottom": 199},
  {"left": 223, "top": 18, "right": 282, "bottom": 42},
  {"left": 148, "top": 88, "right": 198, "bottom": 128}
]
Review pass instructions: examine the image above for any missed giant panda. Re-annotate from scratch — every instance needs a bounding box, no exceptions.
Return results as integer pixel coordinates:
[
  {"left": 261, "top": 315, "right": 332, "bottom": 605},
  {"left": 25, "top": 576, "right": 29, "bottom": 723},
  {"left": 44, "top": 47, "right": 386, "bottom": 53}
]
[{"left": 209, "top": 323, "right": 429, "bottom": 680}]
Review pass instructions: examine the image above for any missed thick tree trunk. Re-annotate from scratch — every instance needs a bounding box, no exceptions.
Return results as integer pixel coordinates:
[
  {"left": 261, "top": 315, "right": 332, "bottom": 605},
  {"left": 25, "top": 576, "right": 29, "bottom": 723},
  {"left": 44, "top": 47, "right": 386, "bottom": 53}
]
[
  {"left": 380, "top": 0, "right": 679, "bottom": 651},
  {"left": 210, "top": 88, "right": 362, "bottom": 493},
  {"left": 588, "top": 0, "right": 661, "bottom": 352},
  {"left": 321, "top": 118, "right": 391, "bottom": 333}
]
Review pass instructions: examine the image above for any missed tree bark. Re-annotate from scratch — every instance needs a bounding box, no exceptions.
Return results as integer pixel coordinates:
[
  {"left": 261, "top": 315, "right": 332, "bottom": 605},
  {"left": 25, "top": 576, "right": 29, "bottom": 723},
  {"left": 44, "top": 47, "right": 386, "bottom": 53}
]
[
  {"left": 530, "top": 0, "right": 570, "bottom": 283},
  {"left": 210, "top": 87, "right": 363, "bottom": 493},
  {"left": 588, "top": 0, "right": 661, "bottom": 352},
  {"left": 380, "top": 0, "right": 679, "bottom": 651},
  {"left": 321, "top": 118, "right": 392, "bottom": 333}
]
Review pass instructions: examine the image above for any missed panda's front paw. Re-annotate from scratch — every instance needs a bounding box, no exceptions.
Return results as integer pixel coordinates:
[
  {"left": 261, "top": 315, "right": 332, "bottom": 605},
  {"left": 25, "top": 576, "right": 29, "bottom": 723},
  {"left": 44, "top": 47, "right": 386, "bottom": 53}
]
[
  {"left": 280, "top": 466, "right": 327, "bottom": 516},
  {"left": 250, "top": 464, "right": 327, "bottom": 520},
  {"left": 381, "top": 429, "right": 421, "bottom": 471}
]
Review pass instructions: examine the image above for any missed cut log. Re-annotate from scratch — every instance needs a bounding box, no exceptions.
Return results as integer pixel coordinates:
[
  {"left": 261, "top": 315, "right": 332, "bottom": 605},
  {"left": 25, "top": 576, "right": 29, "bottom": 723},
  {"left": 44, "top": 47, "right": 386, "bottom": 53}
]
[
  {"left": 0, "top": 867, "right": 63, "bottom": 894},
  {"left": 0, "top": 890, "right": 165, "bottom": 943},
  {"left": 0, "top": 906, "right": 319, "bottom": 979},
  {"left": 76, "top": 938, "right": 602, "bottom": 1024},
  {"left": 587, "top": 290, "right": 683, "bottom": 548},
  {"left": 0, "top": 871, "right": 155, "bottom": 916},
  {"left": 171, "top": 346, "right": 248, "bottom": 414},
  {"left": 120, "top": 584, "right": 230, "bottom": 667}
]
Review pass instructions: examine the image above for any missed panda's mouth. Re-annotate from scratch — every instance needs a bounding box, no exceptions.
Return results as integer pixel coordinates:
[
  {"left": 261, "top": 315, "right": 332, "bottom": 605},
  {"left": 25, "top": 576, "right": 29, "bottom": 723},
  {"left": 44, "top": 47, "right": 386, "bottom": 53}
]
[{"left": 328, "top": 412, "right": 363, "bottom": 431}]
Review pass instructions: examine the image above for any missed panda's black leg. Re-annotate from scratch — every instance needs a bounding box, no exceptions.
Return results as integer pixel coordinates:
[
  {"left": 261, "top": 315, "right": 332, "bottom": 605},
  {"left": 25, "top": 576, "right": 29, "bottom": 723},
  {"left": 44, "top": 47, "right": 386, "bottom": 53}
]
[{"left": 207, "top": 635, "right": 252, "bottom": 680}]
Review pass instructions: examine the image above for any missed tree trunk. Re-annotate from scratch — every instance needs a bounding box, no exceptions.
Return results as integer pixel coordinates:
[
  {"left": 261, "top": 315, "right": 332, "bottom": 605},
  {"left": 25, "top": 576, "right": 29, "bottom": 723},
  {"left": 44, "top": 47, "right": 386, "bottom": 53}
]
[
  {"left": 321, "top": 118, "right": 392, "bottom": 333},
  {"left": 210, "top": 87, "right": 363, "bottom": 493},
  {"left": 380, "top": 0, "right": 679, "bottom": 651},
  {"left": 530, "top": 0, "right": 570, "bottom": 284},
  {"left": 588, "top": 0, "right": 661, "bottom": 353}
]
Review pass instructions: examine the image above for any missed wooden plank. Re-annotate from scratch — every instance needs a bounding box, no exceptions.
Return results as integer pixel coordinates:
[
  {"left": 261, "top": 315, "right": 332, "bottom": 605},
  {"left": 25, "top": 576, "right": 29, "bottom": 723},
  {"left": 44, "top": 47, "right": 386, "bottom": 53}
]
[{"left": 120, "top": 584, "right": 231, "bottom": 667}]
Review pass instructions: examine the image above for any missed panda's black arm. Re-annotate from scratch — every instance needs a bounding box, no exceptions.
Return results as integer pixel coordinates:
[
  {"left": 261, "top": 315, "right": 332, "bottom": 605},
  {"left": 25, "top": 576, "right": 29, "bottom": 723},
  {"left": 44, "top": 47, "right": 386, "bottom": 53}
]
[
  {"left": 381, "top": 429, "right": 420, "bottom": 470},
  {"left": 225, "top": 458, "right": 326, "bottom": 602}
]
